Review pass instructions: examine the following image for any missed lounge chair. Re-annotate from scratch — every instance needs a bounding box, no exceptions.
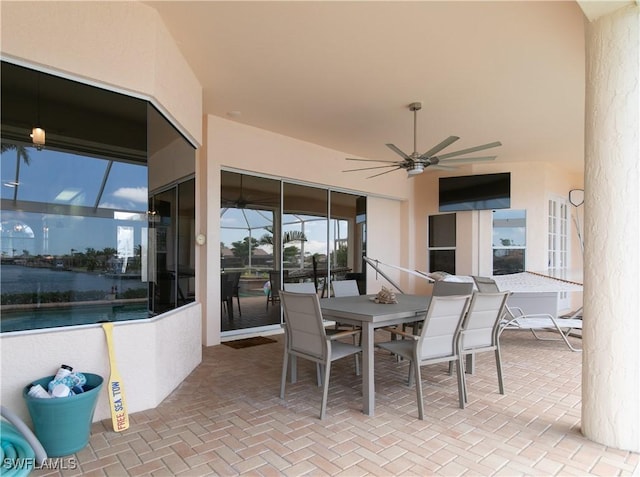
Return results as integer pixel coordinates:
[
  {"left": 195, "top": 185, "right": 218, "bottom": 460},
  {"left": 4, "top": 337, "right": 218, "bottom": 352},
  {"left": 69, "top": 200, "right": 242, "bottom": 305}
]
[{"left": 472, "top": 276, "right": 582, "bottom": 352}]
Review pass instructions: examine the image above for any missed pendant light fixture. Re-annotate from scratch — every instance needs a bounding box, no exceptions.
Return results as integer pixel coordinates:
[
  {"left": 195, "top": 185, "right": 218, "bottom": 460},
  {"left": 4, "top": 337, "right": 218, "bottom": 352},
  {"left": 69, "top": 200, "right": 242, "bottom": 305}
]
[{"left": 30, "top": 72, "right": 45, "bottom": 150}]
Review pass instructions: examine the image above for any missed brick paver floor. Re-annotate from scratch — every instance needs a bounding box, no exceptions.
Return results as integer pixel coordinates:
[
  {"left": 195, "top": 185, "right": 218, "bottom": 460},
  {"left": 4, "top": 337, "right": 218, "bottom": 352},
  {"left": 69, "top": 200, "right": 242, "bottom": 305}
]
[{"left": 33, "top": 330, "right": 638, "bottom": 476}]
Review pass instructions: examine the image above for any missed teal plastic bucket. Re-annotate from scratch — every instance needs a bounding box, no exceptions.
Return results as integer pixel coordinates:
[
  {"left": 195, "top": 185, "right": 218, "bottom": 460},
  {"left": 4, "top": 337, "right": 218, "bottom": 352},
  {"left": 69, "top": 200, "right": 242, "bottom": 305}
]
[{"left": 23, "top": 373, "right": 103, "bottom": 457}]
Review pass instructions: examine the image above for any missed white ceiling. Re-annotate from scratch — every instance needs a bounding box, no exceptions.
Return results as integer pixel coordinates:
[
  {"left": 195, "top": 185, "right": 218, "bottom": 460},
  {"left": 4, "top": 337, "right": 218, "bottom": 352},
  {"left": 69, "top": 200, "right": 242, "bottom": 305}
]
[{"left": 146, "top": 1, "right": 587, "bottom": 174}]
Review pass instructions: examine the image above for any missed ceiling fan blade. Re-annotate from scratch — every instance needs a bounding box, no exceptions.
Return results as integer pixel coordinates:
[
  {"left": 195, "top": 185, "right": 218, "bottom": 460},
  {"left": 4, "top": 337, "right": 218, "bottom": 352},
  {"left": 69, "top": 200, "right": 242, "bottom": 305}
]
[
  {"left": 438, "top": 155, "right": 497, "bottom": 164},
  {"left": 343, "top": 165, "right": 400, "bottom": 172},
  {"left": 428, "top": 165, "right": 457, "bottom": 171},
  {"left": 367, "top": 166, "right": 403, "bottom": 179},
  {"left": 385, "top": 144, "right": 411, "bottom": 160},
  {"left": 419, "top": 136, "right": 459, "bottom": 159},
  {"left": 434, "top": 141, "right": 502, "bottom": 160},
  {"left": 346, "top": 157, "right": 400, "bottom": 163}
]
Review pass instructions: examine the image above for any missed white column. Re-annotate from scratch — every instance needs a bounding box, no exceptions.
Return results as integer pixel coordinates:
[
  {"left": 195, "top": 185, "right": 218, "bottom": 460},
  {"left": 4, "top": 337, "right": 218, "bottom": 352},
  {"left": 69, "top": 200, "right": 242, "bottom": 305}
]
[{"left": 582, "top": 4, "right": 640, "bottom": 452}]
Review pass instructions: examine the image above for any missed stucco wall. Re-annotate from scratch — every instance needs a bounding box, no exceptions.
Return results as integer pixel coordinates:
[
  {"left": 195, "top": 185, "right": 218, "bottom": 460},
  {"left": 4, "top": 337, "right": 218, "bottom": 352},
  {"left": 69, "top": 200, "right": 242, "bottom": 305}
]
[
  {"left": 1, "top": 304, "right": 202, "bottom": 426},
  {"left": 0, "top": 1, "right": 203, "bottom": 424},
  {"left": 0, "top": 1, "right": 202, "bottom": 146},
  {"left": 582, "top": 3, "right": 640, "bottom": 452}
]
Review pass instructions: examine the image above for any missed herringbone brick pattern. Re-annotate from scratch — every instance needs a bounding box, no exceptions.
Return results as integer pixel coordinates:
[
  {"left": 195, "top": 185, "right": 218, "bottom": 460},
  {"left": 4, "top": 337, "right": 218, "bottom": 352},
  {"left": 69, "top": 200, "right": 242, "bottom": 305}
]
[{"left": 33, "top": 331, "right": 638, "bottom": 476}]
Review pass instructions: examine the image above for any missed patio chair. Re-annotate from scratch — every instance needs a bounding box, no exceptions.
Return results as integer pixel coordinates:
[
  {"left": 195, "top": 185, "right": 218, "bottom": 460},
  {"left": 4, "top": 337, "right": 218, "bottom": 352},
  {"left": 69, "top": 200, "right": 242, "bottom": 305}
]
[
  {"left": 312, "top": 255, "right": 329, "bottom": 298},
  {"left": 471, "top": 276, "right": 582, "bottom": 352},
  {"left": 457, "top": 291, "right": 510, "bottom": 407},
  {"left": 375, "top": 295, "right": 471, "bottom": 420},
  {"left": 283, "top": 282, "right": 317, "bottom": 294},
  {"left": 403, "top": 280, "right": 473, "bottom": 333},
  {"left": 279, "top": 291, "right": 362, "bottom": 419},
  {"left": 266, "top": 270, "right": 287, "bottom": 310},
  {"left": 328, "top": 279, "right": 363, "bottom": 342},
  {"left": 285, "top": 280, "right": 360, "bottom": 368},
  {"left": 331, "top": 279, "right": 360, "bottom": 297},
  {"left": 226, "top": 271, "right": 242, "bottom": 316},
  {"left": 221, "top": 273, "right": 235, "bottom": 318},
  {"left": 432, "top": 280, "right": 474, "bottom": 296}
]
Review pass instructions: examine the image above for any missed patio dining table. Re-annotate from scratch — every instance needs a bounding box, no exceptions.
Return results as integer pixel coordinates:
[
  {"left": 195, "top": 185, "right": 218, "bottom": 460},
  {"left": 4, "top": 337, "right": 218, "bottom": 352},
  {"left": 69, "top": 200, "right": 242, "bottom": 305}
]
[{"left": 320, "top": 294, "right": 430, "bottom": 416}]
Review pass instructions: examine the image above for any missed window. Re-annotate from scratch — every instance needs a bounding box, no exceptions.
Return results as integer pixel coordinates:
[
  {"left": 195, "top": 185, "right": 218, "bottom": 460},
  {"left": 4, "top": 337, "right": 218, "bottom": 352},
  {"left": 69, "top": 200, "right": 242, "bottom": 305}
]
[
  {"left": 219, "top": 171, "right": 366, "bottom": 333},
  {"left": 0, "top": 61, "right": 195, "bottom": 332},
  {"left": 428, "top": 213, "right": 456, "bottom": 273},
  {"left": 492, "top": 209, "right": 526, "bottom": 275}
]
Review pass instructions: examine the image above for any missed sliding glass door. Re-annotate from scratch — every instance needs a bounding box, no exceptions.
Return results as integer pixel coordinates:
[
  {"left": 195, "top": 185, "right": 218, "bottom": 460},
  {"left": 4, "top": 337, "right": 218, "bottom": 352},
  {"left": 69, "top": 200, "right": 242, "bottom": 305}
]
[
  {"left": 283, "top": 182, "right": 328, "bottom": 294},
  {"left": 220, "top": 171, "right": 366, "bottom": 334}
]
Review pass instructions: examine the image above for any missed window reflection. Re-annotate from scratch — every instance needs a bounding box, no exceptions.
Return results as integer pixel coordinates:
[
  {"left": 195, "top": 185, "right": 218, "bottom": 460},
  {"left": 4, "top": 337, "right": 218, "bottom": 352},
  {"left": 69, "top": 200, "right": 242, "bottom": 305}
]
[
  {"left": 330, "top": 191, "right": 366, "bottom": 293},
  {"left": 283, "top": 183, "right": 328, "bottom": 295},
  {"left": 0, "top": 61, "right": 195, "bottom": 332},
  {"left": 220, "top": 171, "right": 367, "bottom": 333},
  {"left": 220, "top": 172, "right": 281, "bottom": 331}
]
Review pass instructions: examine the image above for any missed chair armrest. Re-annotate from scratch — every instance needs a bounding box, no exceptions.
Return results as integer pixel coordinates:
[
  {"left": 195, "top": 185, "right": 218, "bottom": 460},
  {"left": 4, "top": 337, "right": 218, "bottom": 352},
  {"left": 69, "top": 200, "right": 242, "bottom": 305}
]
[
  {"left": 327, "top": 329, "right": 361, "bottom": 341},
  {"left": 506, "top": 306, "right": 525, "bottom": 318},
  {"left": 502, "top": 313, "right": 570, "bottom": 328},
  {"left": 379, "top": 326, "right": 419, "bottom": 340}
]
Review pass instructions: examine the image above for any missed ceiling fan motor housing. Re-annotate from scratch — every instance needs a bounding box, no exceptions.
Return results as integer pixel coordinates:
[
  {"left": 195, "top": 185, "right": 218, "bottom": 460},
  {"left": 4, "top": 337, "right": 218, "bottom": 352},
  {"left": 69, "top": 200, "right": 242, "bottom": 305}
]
[{"left": 407, "top": 163, "right": 424, "bottom": 175}]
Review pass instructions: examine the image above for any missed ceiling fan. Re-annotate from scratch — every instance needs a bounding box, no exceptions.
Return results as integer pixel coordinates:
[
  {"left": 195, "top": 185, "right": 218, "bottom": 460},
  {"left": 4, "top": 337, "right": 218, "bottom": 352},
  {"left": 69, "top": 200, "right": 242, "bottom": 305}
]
[{"left": 344, "top": 102, "right": 502, "bottom": 178}]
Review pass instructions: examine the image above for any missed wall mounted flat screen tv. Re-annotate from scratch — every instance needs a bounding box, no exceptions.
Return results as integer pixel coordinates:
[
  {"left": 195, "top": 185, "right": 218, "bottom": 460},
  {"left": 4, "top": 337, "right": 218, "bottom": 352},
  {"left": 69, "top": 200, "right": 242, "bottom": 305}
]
[{"left": 439, "top": 172, "right": 510, "bottom": 212}]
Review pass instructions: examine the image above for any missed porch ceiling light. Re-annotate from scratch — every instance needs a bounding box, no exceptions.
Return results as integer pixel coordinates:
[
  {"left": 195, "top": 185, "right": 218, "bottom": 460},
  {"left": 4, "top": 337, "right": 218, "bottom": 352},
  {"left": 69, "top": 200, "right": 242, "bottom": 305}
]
[
  {"left": 30, "top": 127, "right": 45, "bottom": 150},
  {"left": 30, "top": 72, "right": 45, "bottom": 150}
]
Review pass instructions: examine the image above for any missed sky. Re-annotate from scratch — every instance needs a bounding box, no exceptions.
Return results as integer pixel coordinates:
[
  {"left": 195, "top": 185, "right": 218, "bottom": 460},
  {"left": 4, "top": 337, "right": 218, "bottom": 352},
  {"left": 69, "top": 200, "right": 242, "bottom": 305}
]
[{"left": 1, "top": 145, "right": 147, "bottom": 256}]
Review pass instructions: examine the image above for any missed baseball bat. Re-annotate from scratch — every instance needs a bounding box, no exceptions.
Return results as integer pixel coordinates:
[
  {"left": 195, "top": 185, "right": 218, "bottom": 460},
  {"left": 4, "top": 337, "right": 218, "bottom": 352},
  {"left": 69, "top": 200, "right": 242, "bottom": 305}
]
[{"left": 102, "top": 322, "right": 130, "bottom": 432}]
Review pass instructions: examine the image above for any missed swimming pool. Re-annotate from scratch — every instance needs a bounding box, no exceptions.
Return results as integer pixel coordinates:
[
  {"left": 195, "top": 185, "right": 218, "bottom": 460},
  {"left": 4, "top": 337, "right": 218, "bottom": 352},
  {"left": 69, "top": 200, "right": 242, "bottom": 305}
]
[{"left": 0, "top": 302, "right": 150, "bottom": 333}]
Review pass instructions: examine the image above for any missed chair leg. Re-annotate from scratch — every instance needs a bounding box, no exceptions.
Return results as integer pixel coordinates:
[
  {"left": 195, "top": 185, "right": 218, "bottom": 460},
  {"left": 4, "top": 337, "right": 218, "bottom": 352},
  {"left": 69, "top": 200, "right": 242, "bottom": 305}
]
[
  {"left": 320, "top": 361, "right": 332, "bottom": 419},
  {"left": 495, "top": 347, "right": 505, "bottom": 394},
  {"left": 407, "top": 360, "right": 415, "bottom": 387},
  {"left": 528, "top": 322, "right": 582, "bottom": 352},
  {"left": 317, "top": 364, "right": 323, "bottom": 386},
  {"left": 456, "top": 357, "right": 466, "bottom": 409},
  {"left": 280, "top": 351, "right": 289, "bottom": 399},
  {"left": 412, "top": 353, "right": 424, "bottom": 420},
  {"left": 236, "top": 296, "right": 242, "bottom": 316}
]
